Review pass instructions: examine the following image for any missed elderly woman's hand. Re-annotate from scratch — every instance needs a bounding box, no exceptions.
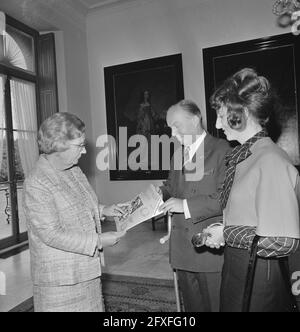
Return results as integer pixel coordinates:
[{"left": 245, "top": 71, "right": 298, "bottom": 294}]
[
  {"left": 100, "top": 231, "right": 126, "bottom": 248},
  {"left": 102, "top": 204, "right": 125, "bottom": 218}
]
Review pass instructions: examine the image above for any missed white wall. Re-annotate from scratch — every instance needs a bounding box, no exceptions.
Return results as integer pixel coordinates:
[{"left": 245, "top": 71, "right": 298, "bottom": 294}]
[
  {"left": 44, "top": 24, "right": 96, "bottom": 185},
  {"left": 86, "top": 0, "right": 291, "bottom": 204},
  {"left": 59, "top": 27, "right": 96, "bottom": 183},
  {"left": 53, "top": 31, "right": 68, "bottom": 116},
  {"left": 37, "top": 8, "right": 96, "bottom": 185}
]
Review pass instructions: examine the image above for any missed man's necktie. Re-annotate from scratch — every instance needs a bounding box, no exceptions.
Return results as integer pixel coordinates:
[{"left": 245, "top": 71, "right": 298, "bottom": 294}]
[
  {"left": 184, "top": 145, "right": 191, "bottom": 164},
  {"left": 182, "top": 145, "right": 190, "bottom": 173}
]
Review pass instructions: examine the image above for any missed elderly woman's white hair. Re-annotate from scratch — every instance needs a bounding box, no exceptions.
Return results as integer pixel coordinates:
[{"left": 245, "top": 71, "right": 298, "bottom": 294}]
[{"left": 38, "top": 112, "right": 85, "bottom": 154}]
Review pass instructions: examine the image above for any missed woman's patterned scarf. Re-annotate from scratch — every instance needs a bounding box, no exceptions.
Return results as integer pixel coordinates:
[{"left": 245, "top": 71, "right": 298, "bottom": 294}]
[{"left": 219, "top": 130, "right": 268, "bottom": 210}]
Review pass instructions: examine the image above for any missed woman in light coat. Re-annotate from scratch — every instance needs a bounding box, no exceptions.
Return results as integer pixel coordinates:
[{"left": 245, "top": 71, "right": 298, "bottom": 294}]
[
  {"left": 206, "top": 68, "right": 300, "bottom": 311},
  {"left": 23, "top": 112, "right": 125, "bottom": 312}
]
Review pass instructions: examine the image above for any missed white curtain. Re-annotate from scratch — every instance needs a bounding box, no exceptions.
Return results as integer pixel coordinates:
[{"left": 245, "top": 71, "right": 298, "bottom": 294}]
[
  {"left": 0, "top": 13, "right": 5, "bottom": 172},
  {"left": 0, "top": 11, "right": 5, "bottom": 63},
  {"left": 10, "top": 79, "right": 39, "bottom": 176},
  {"left": 0, "top": 12, "right": 4, "bottom": 34},
  {"left": 0, "top": 76, "right": 5, "bottom": 172},
  {"left": 1, "top": 10, "right": 27, "bottom": 71},
  {"left": 0, "top": 11, "right": 38, "bottom": 177}
]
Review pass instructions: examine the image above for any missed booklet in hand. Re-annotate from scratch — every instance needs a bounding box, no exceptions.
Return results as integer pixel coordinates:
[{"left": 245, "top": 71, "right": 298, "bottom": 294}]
[{"left": 114, "top": 184, "right": 163, "bottom": 232}]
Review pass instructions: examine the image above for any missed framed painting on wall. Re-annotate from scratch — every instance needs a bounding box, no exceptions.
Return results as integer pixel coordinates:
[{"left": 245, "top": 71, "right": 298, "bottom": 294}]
[
  {"left": 104, "top": 54, "right": 184, "bottom": 181},
  {"left": 203, "top": 33, "right": 300, "bottom": 167}
]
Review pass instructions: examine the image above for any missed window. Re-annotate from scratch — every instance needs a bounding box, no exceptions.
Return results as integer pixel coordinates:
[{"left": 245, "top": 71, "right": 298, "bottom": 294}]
[{"left": 0, "top": 15, "right": 40, "bottom": 250}]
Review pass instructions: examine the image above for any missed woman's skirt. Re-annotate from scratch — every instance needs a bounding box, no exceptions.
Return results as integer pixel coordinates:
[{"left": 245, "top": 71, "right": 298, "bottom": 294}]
[
  {"left": 33, "top": 277, "right": 104, "bottom": 312},
  {"left": 220, "top": 246, "right": 292, "bottom": 312}
]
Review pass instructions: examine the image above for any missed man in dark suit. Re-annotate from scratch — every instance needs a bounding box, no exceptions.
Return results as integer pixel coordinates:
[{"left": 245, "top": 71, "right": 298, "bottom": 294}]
[{"left": 159, "top": 99, "right": 231, "bottom": 312}]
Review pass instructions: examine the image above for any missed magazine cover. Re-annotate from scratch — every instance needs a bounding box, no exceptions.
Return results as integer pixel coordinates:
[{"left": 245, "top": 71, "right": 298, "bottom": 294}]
[{"left": 114, "top": 184, "right": 164, "bottom": 232}]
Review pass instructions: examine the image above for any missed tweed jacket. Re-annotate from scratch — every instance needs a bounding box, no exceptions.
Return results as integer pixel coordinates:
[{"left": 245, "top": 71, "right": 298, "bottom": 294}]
[
  {"left": 161, "top": 134, "right": 231, "bottom": 273},
  {"left": 23, "top": 155, "right": 102, "bottom": 287}
]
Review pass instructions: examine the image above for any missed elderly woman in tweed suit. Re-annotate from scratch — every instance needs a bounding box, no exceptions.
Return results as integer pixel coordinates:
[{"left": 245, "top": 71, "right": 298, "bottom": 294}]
[{"left": 23, "top": 112, "right": 125, "bottom": 312}]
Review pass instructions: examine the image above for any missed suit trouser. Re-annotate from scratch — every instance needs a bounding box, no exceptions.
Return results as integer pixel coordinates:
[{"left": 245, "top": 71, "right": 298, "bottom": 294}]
[{"left": 176, "top": 269, "right": 221, "bottom": 312}]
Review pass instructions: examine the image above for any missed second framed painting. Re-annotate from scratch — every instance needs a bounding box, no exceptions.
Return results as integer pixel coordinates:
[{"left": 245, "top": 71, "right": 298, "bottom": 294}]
[
  {"left": 203, "top": 33, "right": 300, "bottom": 167},
  {"left": 104, "top": 54, "right": 184, "bottom": 181}
]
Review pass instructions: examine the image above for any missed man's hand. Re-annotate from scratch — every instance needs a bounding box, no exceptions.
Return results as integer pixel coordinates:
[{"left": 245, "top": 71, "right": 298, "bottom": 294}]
[
  {"left": 204, "top": 224, "right": 225, "bottom": 249},
  {"left": 160, "top": 198, "right": 184, "bottom": 214},
  {"left": 102, "top": 204, "right": 125, "bottom": 217},
  {"left": 100, "top": 231, "right": 126, "bottom": 248}
]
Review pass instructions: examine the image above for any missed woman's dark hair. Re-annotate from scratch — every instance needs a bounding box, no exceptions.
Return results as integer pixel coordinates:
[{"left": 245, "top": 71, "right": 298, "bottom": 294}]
[{"left": 210, "top": 68, "right": 274, "bottom": 128}]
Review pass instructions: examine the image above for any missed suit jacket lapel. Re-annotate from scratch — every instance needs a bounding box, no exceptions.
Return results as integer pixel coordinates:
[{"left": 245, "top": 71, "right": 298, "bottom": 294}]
[
  {"left": 183, "top": 134, "right": 212, "bottom": 182},
  {"left": 203, "top": 133, "right": 215, "bottom": 166},
  {"left": 172, "top": 134, "right": 216, "bottom": 197}
]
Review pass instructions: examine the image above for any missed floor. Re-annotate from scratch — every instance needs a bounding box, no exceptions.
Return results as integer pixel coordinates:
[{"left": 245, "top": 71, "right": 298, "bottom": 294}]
[{"left": 0, "top": 218, "right": 173, "bottom": 312}]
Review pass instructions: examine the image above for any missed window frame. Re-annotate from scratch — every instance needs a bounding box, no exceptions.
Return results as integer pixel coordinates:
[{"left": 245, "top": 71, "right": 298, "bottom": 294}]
[{"left": 0, "top": 14, "right": 40, "bottom": 250}]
